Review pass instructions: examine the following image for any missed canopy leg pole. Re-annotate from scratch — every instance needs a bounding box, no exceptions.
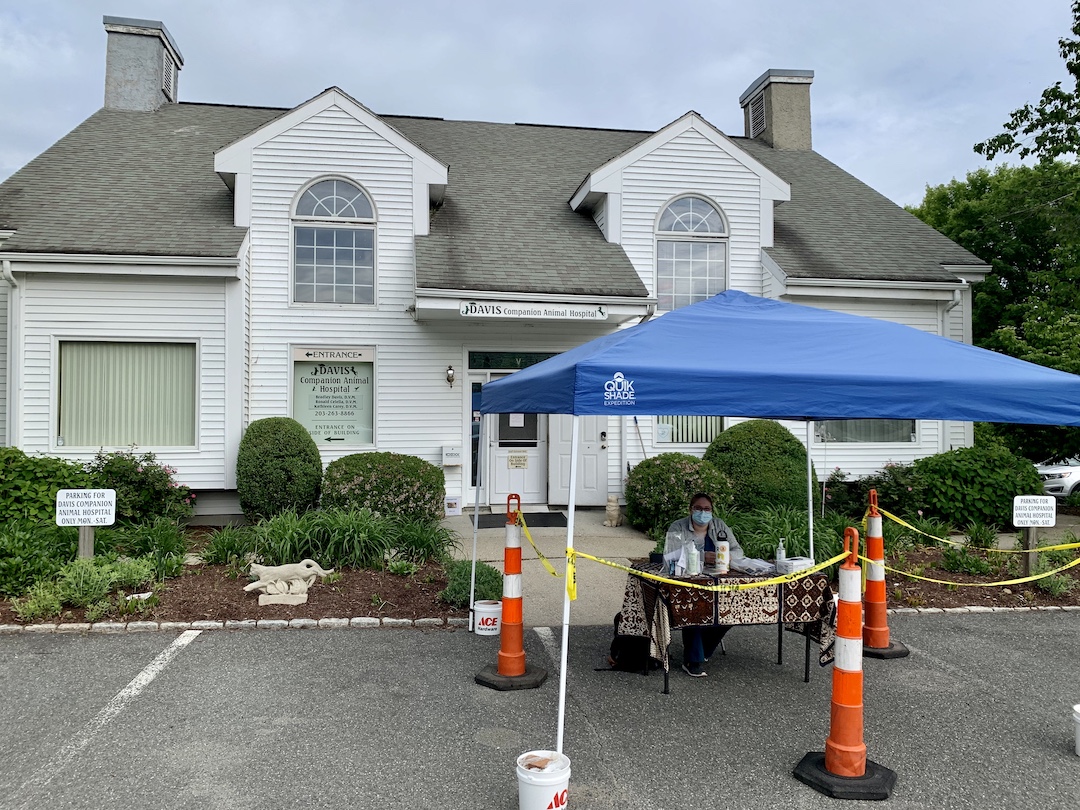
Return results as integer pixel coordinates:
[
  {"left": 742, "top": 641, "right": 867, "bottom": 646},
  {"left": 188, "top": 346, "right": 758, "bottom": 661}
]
[
  {"left": 556, "top": 415, "right": 580, "bottom": 755},
  {"left": 468, "top": 413, "right": 485, "bottom": 631},
  {"left": 807, "top": 420, "right": 815, "bottom": 561}
]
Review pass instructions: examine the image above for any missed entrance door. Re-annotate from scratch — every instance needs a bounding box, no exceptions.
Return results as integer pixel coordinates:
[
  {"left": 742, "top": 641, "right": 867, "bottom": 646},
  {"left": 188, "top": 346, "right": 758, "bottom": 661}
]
[
  {"left": 473, "top": 374, "right": 547, "bottom": 506},
  {"left": 548, "top": 415, "right": 609, "bottom": 506}
]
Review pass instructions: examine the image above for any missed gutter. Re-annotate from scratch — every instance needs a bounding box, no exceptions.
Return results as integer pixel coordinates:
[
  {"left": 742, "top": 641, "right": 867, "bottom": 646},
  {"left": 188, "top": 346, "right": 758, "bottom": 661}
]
[{"left": 3, "top": 259, "right": 18, "bottom": 447}]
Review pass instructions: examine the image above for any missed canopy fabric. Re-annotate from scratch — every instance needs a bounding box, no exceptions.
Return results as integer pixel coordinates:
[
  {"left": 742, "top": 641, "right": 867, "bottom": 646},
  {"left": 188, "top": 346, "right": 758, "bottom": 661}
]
[{"left": 480, "top": 290, "right": 1080, "bottom": 426}]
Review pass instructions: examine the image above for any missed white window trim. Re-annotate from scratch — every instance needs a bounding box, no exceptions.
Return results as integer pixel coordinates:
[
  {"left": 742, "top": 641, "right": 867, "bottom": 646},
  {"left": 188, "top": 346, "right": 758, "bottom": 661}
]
[
  {"left": 290, "top": 176, "right": 379, "bottom": 309},
  {"left": 51, "top": 336, "right": 202, "bottom": 452},
  {"left": 654, "top": 193, "right": 730, "bottom": 313}
]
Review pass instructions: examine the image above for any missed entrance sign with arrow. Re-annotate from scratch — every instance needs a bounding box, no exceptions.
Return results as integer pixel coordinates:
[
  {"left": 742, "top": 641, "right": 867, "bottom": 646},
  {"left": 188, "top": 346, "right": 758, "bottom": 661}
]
[{"left": 291, "top": 346, "right": 375, "bottom": 445}]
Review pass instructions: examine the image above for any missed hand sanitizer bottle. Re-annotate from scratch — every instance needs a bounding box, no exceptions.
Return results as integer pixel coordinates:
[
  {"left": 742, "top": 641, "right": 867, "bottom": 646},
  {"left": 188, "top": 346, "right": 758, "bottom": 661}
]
[
  {"left": 776, "top": 538, "right": 786, "bottom": 564},
  {"left": 686, "top": 542, "right": 700, "bottom": 576}
]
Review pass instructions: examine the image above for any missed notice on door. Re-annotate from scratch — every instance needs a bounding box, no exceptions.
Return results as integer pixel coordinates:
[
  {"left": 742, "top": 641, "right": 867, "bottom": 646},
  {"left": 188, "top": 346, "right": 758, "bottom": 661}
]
[
  {"left": 292, "top": 347, "right": 374, "bottom": 446},
  {"left": 507, "top": 452, "right": 529, "bottom": 469}
]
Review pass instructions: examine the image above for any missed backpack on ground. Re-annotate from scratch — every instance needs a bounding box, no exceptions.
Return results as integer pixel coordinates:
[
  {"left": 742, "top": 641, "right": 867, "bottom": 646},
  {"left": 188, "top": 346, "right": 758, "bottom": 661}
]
[{"left": 605, "top": 611, "right": 654, "bottom": 672}]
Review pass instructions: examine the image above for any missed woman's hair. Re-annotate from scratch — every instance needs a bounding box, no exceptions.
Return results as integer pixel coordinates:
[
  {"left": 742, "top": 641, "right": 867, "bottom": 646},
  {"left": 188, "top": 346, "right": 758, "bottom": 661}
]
[{"left": 689, "top": 492, "right": 713, "bottom": 509}]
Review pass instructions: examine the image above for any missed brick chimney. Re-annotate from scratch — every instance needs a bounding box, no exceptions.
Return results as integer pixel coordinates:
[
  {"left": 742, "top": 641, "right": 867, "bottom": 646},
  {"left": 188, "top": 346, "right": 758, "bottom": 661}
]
[
  {"left": 103, "top": 16, "right": 184, "bottom": 111},
  {"left": 739, "top": 69, "right": 814, "bottom": 150}
]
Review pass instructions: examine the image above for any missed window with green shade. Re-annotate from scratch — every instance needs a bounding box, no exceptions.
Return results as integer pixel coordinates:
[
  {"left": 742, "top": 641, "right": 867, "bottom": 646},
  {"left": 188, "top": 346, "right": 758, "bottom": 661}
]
[
  {"left": 814, "top": 420, "right": 916, "bottom": 443},
  {"left": 58, "top": 342, "right": 196, "bottom": 447}
]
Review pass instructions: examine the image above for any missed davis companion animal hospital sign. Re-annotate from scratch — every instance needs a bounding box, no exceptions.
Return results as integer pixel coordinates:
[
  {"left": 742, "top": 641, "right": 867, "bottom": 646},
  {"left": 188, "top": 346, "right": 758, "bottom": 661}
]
[{"left": 55, "top": 489, "right": 116, "bottom": 526}]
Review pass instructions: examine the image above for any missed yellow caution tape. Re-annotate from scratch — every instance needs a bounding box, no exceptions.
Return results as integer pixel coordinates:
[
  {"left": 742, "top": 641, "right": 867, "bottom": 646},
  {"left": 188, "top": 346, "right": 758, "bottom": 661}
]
[
  {"left": 566, "top": 550, "right": 577, "bottom": 601},
  {"left": 566, "top": 548, "right": 849, "bottom": 592},
  {"left": 516, "top": 511, "right": 561, "bottom": 577},
  {"left": 878, "top": 507, "right": 1080, "bottom": 555},
  {"left": 861, "top": 552, "right": 1080, "bottom": 588}
]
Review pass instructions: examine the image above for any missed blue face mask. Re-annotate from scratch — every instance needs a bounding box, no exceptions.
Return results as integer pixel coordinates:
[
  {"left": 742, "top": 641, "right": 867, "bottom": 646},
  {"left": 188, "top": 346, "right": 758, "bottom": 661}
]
[{"left": 691, "top": 510, "right": 712, "bottom": 526}]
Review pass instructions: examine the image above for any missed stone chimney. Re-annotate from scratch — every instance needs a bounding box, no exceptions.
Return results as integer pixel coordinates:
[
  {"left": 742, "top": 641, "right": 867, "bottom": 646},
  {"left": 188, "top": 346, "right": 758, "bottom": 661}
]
[
  {"left": 738, "top": 69, "right": 814, "bottom": 150},
  {"left": 103, "top": 16, "right": 184, "bottom": 111}
]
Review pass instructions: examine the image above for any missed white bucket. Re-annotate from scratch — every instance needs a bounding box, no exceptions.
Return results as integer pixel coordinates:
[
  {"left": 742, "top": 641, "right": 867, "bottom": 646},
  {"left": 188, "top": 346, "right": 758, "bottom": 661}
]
[
  {"left": 517, "top": 750, "right": 570, "bottom": 810},
  {"left": 1073, "top": 704, "right": 1080, "bottom": 756},
  {"left": 473, "top": 600, "right": 502, "bottom": 635}
]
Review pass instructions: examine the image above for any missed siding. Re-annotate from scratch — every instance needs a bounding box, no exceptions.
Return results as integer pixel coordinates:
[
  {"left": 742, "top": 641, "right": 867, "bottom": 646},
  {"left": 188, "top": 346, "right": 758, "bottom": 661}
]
[
  {"left": 18, "top": 274, "right": 229, "bottom": 487},
  {"left": 0, "top": 282, "right": 7, "bottom": 446},
  {"left": 620, "top": 128, "right": 763, "bottom": 297}
]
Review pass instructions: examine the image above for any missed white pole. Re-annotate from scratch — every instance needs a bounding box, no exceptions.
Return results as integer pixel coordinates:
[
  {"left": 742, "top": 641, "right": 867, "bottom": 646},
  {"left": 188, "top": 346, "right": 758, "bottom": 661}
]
[
  {"left": 807, "top": 420, "right": 815, "bottom": 561},
  {"left": 555, "top": 414, "right": 580, "bottom": 754},
  {"left": 468, "top": 413, "right": 484, "bottom": 632}
]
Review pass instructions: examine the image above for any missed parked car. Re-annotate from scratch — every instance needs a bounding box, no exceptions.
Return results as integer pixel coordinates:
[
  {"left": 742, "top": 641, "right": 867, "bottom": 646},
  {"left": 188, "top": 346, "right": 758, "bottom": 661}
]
[{"left": 1035, "top": 457, "right": 1080, "bottom": 498}]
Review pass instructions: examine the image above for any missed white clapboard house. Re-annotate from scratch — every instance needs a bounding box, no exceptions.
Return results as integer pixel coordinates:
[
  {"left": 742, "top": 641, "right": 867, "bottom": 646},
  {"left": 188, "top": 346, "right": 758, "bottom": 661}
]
[{"left": 0, "top": 16, "right": 988, "bottom": 518}]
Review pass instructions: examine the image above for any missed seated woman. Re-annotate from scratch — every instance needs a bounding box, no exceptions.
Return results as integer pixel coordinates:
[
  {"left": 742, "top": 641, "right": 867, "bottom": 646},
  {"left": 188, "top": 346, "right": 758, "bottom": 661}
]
[{"left": 663, "top": 492, "right": 744, "bottom": 677}]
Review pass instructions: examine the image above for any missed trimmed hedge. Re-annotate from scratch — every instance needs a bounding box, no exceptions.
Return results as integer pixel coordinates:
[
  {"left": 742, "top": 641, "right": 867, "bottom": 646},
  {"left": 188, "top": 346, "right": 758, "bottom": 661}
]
[
  {"left": 236, "top": 417, "right": 323, "bottom": 521},
  {"left": 624, "top": 453, "right": 733, "bottom": 544},
  {"left": 913, "top": 444, "right": 1043, "bottom": 528},
  {"left": 703, "top": 419, "right": 818, "bottom": 513},
  {"left": 321, "top": 452, "right": 446, "bottom": 523}
]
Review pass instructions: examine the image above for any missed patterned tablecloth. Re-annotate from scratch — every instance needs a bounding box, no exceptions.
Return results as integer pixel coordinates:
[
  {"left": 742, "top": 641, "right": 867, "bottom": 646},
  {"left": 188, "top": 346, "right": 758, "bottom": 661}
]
[{"left": 619, "top": 562, "right": 836, "bottom": 673}]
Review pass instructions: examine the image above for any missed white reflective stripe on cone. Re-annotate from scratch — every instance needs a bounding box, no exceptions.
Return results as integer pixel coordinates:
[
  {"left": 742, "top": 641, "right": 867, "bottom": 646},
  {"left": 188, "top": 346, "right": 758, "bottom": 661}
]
[
  {"left": 835, "top": 636, "right": 864, "bottom": 672},
  {"left": 505, "top": 523, "right": 521, "bottom": 548},
  {"left": 867, "top": 515, "right": 882, "bottom": 538},
  {"left": 839, "top": 567, "right": 861, "bottom": 603},
  {"left": 866, "top": 560, "right": 885, "bottom": 581},
  {"left": 504, "top": 574, "right": 522, "bottom": 599}
]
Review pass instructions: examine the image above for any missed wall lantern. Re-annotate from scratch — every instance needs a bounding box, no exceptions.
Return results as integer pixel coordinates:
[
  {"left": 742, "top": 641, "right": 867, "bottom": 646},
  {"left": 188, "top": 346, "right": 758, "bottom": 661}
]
[{"left": 446, "top": 365, "right": 456, "bottom": 387}]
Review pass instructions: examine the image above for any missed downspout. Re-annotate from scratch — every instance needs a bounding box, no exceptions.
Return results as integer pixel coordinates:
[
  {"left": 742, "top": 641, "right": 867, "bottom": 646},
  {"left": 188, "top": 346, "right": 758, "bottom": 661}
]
[
  {"left": 940, "top": 287, "right": 963, "bottom": 452},
  {"left": 2, "top": 259, "right": 18, "bottom": 447}
]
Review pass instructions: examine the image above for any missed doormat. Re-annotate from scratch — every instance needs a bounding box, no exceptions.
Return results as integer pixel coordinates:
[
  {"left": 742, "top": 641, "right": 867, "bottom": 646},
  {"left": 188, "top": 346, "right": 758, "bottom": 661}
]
[{"left": 472, "top": 512, "right": 568, "bottom": 530}]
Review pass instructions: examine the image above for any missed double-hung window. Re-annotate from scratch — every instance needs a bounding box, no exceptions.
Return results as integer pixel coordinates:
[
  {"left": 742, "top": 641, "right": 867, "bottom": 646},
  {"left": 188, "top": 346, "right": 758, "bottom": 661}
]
[
  {"left": 293, "top": 178, "right": 376, "bottom": 305},
  {"left": 655, "top": 196, "right": 728, "bottom": 443},
  {"left": 655, "top": 195, "right": 728, "bottom": 312}
]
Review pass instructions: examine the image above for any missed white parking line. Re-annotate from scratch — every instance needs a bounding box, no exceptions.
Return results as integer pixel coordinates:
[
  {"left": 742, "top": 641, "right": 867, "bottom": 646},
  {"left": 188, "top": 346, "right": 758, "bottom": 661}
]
[
  {"left": 12, "top": 630, "right": 202, "bottom": 807},
  {"left": 533, "top": 626, "right": 560, "bottom": 674}
]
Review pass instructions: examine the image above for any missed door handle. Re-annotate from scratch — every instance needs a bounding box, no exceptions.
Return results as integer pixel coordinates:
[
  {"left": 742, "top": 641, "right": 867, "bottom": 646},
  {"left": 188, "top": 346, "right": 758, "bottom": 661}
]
[{"left": 600, "top": 431, "right": 607, "bottom": 450}]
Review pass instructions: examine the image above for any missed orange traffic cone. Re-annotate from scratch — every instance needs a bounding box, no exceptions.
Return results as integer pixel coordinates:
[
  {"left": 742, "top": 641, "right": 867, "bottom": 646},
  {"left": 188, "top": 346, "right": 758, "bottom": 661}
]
[
  {"left": 476, "top": 495, "right": 547, "bottom": 691},
  {"left": 863, "top": 489, "right": 909, "bottom": 659},
  {"left": 794, "top": 528, "right": 896, "bottom": 800}
]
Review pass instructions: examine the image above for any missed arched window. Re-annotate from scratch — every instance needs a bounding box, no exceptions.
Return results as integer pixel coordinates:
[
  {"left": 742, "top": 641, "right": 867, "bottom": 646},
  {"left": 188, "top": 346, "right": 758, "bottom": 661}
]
[
  {"left": 293, "top": 178, "right": 376, "bottom": 305},
  {"left": 655, "top": 196, "right": 727, "bottom": 311}
]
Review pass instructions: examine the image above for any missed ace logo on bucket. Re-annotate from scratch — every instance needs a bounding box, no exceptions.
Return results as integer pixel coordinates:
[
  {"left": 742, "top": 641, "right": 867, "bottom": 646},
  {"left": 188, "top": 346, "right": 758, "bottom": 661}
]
[
  {"left": 603, "top": 371, "right": 635, "bottom": 407},
  {"left": 547, "top": 788, "right": 568, "bottom": 808}
]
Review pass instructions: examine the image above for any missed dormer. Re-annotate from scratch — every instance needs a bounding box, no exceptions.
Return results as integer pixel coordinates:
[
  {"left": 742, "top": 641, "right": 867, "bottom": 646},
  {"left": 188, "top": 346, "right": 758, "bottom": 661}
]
[
  {"left": 569, "top": 111, "right": 790, "bottom": 246},
  {"left": 214, "top": 88, "right": 448, "bottom": 235}
]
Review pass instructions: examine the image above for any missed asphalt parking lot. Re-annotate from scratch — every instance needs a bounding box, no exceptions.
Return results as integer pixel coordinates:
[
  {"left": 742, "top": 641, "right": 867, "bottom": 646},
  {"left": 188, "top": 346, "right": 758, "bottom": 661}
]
[{"left": 2, "top": 609, "right": 1079, "bottom": 810}]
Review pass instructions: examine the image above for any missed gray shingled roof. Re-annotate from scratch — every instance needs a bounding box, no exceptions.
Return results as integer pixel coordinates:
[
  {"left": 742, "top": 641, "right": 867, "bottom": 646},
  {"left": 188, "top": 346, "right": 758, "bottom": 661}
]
[
  {"left": 737, "top": 138, "right": 984, "bottom": 281},
  {"left": 0, "top": 104, "right": 282, "bottom": 257},
  {"left": 386, "top": 117, "right": 650, "bottom": 296},
  {"left": 0, "top": 100, "right": 982, "bottom": 292}
]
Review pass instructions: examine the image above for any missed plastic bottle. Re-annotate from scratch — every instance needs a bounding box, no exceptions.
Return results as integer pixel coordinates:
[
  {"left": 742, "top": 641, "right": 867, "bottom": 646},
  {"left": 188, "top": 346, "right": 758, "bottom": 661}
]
[
  {"left": 686, "top": 542, "right": 700, "bottom": 575},
  {"left": 716, "top": 540, "right": 730, "bottom": 575},
  {"left": 776, "top": 537, "right": 787, "bottom": 564}
]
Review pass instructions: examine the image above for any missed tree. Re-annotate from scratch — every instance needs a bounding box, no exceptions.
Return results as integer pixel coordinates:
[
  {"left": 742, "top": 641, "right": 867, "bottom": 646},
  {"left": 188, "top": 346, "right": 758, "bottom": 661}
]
[
  {"left": 909, "top": 161, "right": 1080, "bottom": 462},
  {"left": 975, "top": 2, "right": 1080, "bottom": 161}
]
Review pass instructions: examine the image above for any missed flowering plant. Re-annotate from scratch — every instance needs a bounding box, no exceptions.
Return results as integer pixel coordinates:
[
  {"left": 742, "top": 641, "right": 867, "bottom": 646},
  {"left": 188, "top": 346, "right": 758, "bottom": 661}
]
[{"left": 86, "top": 449, "right": 194, "bottom": 524}]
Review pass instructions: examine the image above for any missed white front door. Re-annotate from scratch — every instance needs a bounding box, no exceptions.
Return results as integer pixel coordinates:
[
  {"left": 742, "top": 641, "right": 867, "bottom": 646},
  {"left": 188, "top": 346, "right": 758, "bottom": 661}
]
[
  {"left": 548, "top": 414, "right": 609, "bottom": 506},
  {"left": 489, "top": 409, "right": 547, "bottom": 505}
]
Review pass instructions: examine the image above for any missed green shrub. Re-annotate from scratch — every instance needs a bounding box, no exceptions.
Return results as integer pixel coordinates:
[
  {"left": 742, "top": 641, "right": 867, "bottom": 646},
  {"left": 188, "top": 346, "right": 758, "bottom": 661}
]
[
  {"left": 111, "top": 557, "right": 157, "bottom": 590},
  {"left": 440, "top": 559, "right": 502, "bottom": 608},
  {"left": 704, "top": 420, "right": 818, "bottom": 513},
  {"left": 913, "top": 444, "right": 1043, "bottom": 528},
  {"left": 821, "top": 467, "right": 864, "bottom": 517},
  {"left": 384, "top": 517, "right": 460, "bottom": 564},
  {"left": 200, "top": 525, "right": 256, "bottom": 565},
  {"left": 86, "top": 450, "right": 194, "bottom": 524},
  {"left": 941, "top": 547, "right": 993, "bottom": 576},
  {"left": 11, "top": 581, "right": 64, "bottom": 622},
  {"left": 321, "top": 452, "right": 445, "bottom": 523},
  {"left": 56, "top": 558, "right": 118, "bottom": 607},
  {"left": 0, "top": 447, "right": 90, "bottom": 523},
  {"left": 101, "top": 518, "right": 188, "bottom": 579},
  {"left": 624, "top": 453, "right": 733, "bottom": 544},
  {"left": 855, "top": 461, "right": 924, "bottom": 518},
  {"left": 236, "top": 417, "right": 323, "bottom": 521},
  {"left": 0, "top": 521, "right": 78, "bottom": 597},
  {"left": 724, "top": 505, "right": 847, "bottom": 571}
]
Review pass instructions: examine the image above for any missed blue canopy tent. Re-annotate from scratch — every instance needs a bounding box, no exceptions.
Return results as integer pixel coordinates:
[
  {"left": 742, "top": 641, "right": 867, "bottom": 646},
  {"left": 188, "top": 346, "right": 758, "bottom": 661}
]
[{"left": 475, "top": 290, "right": 1080, "bottom": 751}]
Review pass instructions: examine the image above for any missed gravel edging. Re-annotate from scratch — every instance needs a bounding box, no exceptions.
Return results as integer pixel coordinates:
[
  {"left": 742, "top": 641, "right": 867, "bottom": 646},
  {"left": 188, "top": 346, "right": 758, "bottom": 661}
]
[{"left": 1, "top": 606, "right": 1078, "bottom": 635}]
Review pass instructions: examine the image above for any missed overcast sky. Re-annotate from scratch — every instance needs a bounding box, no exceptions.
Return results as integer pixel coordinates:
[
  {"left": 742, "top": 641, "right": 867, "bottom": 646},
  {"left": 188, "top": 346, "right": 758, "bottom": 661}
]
[{"left": 0, "top": 1, "right": 1074, "bottom": 206}]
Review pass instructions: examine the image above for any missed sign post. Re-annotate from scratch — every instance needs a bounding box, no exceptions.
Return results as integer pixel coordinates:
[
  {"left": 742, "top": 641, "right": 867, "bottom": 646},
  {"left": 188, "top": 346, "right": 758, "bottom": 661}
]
[
  {"left": 56, "top": 489, "right": 117, "bottom": 559},
  {"left": 1012, "top": 495, "right": 1056, "bottom": 578}
]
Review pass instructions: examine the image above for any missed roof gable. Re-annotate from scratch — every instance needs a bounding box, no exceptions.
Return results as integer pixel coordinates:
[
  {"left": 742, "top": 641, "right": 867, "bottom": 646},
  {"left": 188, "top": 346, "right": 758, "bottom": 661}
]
[{"left": 570, "top": 111, "right": 790, "bottom": 211}]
